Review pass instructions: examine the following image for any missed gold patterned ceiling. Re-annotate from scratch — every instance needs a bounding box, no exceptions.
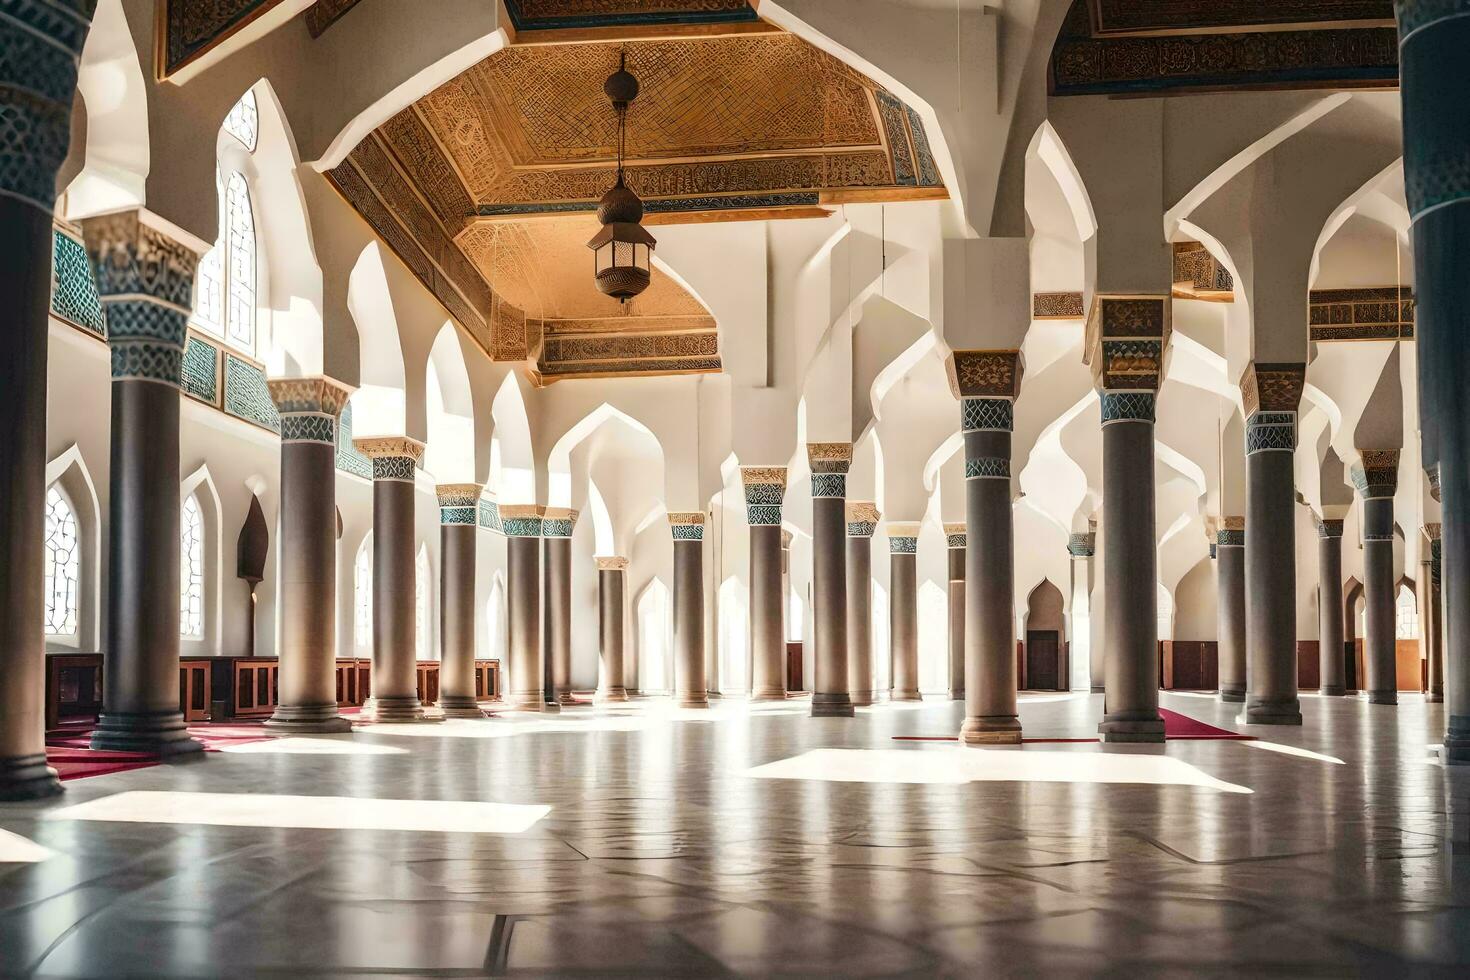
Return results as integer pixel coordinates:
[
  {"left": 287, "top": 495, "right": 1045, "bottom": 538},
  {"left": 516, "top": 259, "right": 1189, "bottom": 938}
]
[{"left": 328, "top": 25, "right": 945, "bottom": 383}]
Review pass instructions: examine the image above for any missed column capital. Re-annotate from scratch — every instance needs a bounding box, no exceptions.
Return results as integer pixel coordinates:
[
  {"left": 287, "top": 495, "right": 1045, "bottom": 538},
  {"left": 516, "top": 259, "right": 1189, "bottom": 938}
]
[
  {"left": 436, "top": 484, "right": 482, "bottom": 525},
  {"left": 944, "top": 522, "right": 967, "bottom": 549},
  {"left": 1316, "top": 517, "right": 1344, "bottom": 539},
  {"left": 946, "top": 349, "right": 1024, "bottom": 400},
  {"left": 846, "top": 502, "right": 880, "bottom": 538},
  {"left": 542, "top": 507, "right": 579, "bottom": 538},
  {"left": 595, "top": 556, "right": 630, "bottom": 571},
  {"left": 0, "top": 2, "right": 92, "bottom": 214},
  {"left": 1240, "top": 361, "right": 1305, "bottom": 454},
  {"left": 353, "top": 436, "right": 425, "bottom": 481},
  {"left": 1084, "top": 294, "right": 1169, "bottom": 393},
  {"left": 1067, "top": 531, "right": 1096, "bottom": 557},
  {"left": 807, "top": 442, "right": 852, "bottom": 473},
  {"left": 1423, "top": 522, "right": 1443, "bottom": 543},
  {"left": 269, "top": 376, "right": 355, "bottom": 444},
  {"left": 1349, "top": 449, "right": 1400, "bottom": 499},
  {"left": 669, "top": 511, "right": 705, "bottom": 540},
  {"left": 887, "top": 521, "right": 920, "bottom": 553},
  {"left": 82, "top": 209, "right": 205, "bottom": 387},
  {"left": 741, "top": 466, "right": 786, "bottom": 526},
  {"left": 499, "top": 504, "right": 543, "bottom": 538},
  {"left": 1218, "top": 515, "right": 1245, "bottom": 547}
]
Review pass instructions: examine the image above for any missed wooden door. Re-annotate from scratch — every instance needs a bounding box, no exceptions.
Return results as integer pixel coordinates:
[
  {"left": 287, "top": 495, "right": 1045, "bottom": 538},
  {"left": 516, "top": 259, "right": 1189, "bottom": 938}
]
[
  {"left": 786, "top": 641, "right": 803, "bottom": 693},
  {"left": 1026, "top": 631, "right": 1060, "bottom": 691}
]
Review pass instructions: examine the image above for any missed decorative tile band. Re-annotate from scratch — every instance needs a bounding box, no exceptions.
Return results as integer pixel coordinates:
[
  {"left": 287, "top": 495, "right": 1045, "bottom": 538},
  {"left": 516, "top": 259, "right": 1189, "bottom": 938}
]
[
  {"left": 961, "top": 397, "right": 1013, "bottom": 433},
  {"left": 479, "top": 499, "right": 502, "bottom": 533},
  {"left": 501, "top": 517, "right": 543, "bottom": 538},
  {"left": 1033, "top": 292, "right": 1085, "bottom": 320},
  {"left": 747, "top": 504, "right": 782, "bottom": 527},
  {"left": 51, "top": 229, "right": 104, "bottom": 335},
  {"left": 334, "top": 403, "right": 371, "bottom": 477},
  {"left": 1067, "top": 532, "right": 1095, "bottom": 558},
  {"left": 1100, "top": 391, "right": 1156, "bottom": 425},
  {"left": 1245, "top": 412, "right": 1297, "bottom": 454},
  {"left": 0, "top": 0, "right": 91, "bottom": 213},
  {"left": 1308, "top": 286, "right": 1414, "bottom": 342},
  {"left": 228, "top": 356, "right": 281, "bottom": 433},
  {"left": 595, "top": 556, "right": 630, "bottom": 571},
  {"left": 1349, "top": 449, "right": 1400, "bottom": 499},
  {"left": 948, "top": 349, "right": 1023, "bottom": 399},
  {"left": 281, "top": 413, "right": 336, "bottom": 444},
  {"left": 811, "top": 473, "right": 846, "bottom": 498},
  {"left": 436, "top": 484, "right": 482, "bottom": 510},
  {"left": 807, "top": 442, "right": 853, "bottom": 474},
  {"left": 846, "top": 501, "right": 879, "bottom": 538},
  {"left": 889, "top": 537, "right": 917, "bottom": 555},
  {"left": 669, "top": 511, "right": 705, "bottom": 541},
  {"left": 965, "top": 456, "right": 1011, "bottom": 480},
  {"left": 180, "top": 335, "right": 220, "bottom": 404},
  {"left": 946, "top": 533, "right": 967, "bottom": 549},
  {"left": 370, "top": 455, "right": 417, "bottom": 482},
  {"left": 847, "top": 522, "right": 877, "bottom": 538},
  {"left": 1217, "top": 530, "right": 1246, "bottom": 548},
  {"left": 542, "top": 519, "right": 574, "bottom": 538},
  {"left": 1317, "top": 519, "right": 1345, "bottom": 539},
  {"left": 355, "top": 436, "right": 425, "bottom": 482},
  {"left": 1240, "top": 362, "right": 1306, "bottom": 417},
  {"left": 1363, "top": 529, "right": 1395, "bottom": 542},
  {"left": 744, "top": 481, "right": 785, "bottom": 506},
  {"left": 110, "top": 340, "right": 183, "bottom": 386},
  {"left": 440, "top": 506, "right": 477, "bottom": 526},
  {"left": 1432, "top": 537, "right": 1442, "bottom": 586}
]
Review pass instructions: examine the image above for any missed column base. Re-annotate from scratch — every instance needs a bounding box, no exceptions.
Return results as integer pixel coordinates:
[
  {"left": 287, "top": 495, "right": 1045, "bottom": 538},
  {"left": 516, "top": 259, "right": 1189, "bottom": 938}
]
[
  {"left": 1218, "top": 686, "right": 1246, "bottom": 704},
  {"left": 556, "top": 693, "right": 579, "bottom": 706},
  {"left": 597, "top": 688, "right": 630, "bottom": 704},
  {"left": 1319, "top": 685, "right": 1348, "bottom": 697},
  {"left": 90, "top": 711, "right": 203, "bottom": 755},
  {"left": 0, "top": 754, "right": 63, "bottom": 802},
  {"left": 363, "top": 696, "right": 427, "bottom": 722},
  {"left": 265, "top": 702, "right": 354, "bottom": 734},
  {"left": 890, "top": 689, "right": 922, "bottom": 702},
  {"left": 1238, "top": 698, "right": 1302, "bottom": 726},
  {"left": 811, "top": 693, "right": 854, "bottom": 718},
  {"left": 850, "top": 689, "right": 875, "bottom": 708},
  {"left": 1098, "top": 711, "right": 1165, "bottom": 743},
  {"left": 1426, "top": 693, "right": 1444, "bottom": 703},
  {"left": 436, "top": 695, "right": 485, "bottom": 719},
  {"left": 1444, "top": 720, "right": 1470, "bottom": 765},
  {"left": 1090, "top": 685, "right": 1105, "bottom": 694},
  {"left": 751, "top": 688, "right": 787, "bottom": 701},
  {"left": 949, "top": 689, "right": 965, "bottom": 702},
  {"left": 960, "top": 716, "right": 1022, "bottom": 745},
  {"left": 508, "top": 692, "right": 545, "bottom": 711},
  {"left": 677, "top": 693, "right": 710, "bottom": 708},
  {"left": 1366, "top": 690, "right": 1398, "bottom": 705}
]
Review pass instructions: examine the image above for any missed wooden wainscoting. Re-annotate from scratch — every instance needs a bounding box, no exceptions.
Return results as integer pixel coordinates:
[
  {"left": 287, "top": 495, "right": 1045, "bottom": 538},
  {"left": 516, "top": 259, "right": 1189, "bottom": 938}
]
[
  {"left": 178, "top": 660, "right": 211, "bottom": 722},
  {"left": 1296, "top": 641, "right": 1320, "bottom": 691},
  {"left": 416, "top": 661, "right": 441, "bottom": 706},
  {"left": 233, "top": 658, "right": 280, "bottom": 718},
  {"left": 475, "top": 660, "right": 502, "bottom": 701},
  {"left": 44, "top": 652, "right": 104, "bottom": 732},
  {"left": 1160, "top": 641, "right": 1218, "bottom": 691},
  {"left": 1396, "top": 638, "right": 1422, "bottom": 691}
]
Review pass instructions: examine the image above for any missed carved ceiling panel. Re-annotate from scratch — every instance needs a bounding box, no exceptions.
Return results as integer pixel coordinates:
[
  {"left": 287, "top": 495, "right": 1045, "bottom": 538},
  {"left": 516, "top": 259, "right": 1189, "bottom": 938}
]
[
  {"left": 504, "top": 0, "right": 759, "bottom": 33},
  {"left": 1087, "top": 1, "right": 1392, "bottom": 36}
]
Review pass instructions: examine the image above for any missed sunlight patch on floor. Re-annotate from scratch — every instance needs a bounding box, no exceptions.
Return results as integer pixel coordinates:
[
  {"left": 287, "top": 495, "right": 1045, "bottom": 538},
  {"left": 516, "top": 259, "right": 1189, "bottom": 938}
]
[
  {"left": 46, "top": 791, "right": 550, "bottom": 834},
  {"left": 0, "top": 828, "right": 55, "bottom": 863},
  {"left": 744, "top": 747, "right": 1252, "bottom": 793},
  {"left": 218, "top": 737, "right": 410, "bottom": 755},
  {"left": 1241, "top": 740, "right": 1345, "bottom": 764}
]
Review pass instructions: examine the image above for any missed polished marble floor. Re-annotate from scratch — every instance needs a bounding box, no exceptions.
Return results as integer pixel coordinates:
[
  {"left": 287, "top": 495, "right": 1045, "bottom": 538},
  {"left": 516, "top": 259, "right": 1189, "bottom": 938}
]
[{"left": 2, "top": 692, "right": 1469, "bottom": 977}]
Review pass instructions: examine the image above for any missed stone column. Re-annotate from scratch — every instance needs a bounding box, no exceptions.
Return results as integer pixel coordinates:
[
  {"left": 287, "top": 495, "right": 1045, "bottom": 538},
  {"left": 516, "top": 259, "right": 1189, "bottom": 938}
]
[
  {"left": 670, "top": 512, "right": 708, "bottom": 707},
  {"left": 0, "top": 5, "right": 94, "bottom": 798},
  {"left": 1067, "top": 532, "right": 1099, "bottom": 692},
  {"left": 595, "top": 556, "right": 630, "bottom": 702},
  {"left": 743, "top": 467, "right": 787, "bottom": 700},
  {"left": 946, "top": 524, "right": 967, "bottom": 701},
  {"left": 845, "top": 503, "right": 879, "bottom": 707},
  {"left": 887, "top": 522, "right": 921, "bottom": 701},
  {"left": 809, "top": 443, "right": 854, "bottom": 718},
  {"left": 1089, "top": 298, "right": 1168, "bottom": 742},
  {"left": 1352, "top": 451, "right": 1400, "bottom": 705},
  {"left": 1317, "top": 518, "right": 1347, "bottom": 697},
  {"left": 355, "top": 438, "right": 426, "bottom": 722},
  {"left": 1239, "top": 363, "right": 1306, "bottom": 726},
  {"left": 82, "top": 211, "right": 204, "bottom": 756},
  {"left": 542, "top": 508, "right": 578, "bottom": 706},
  {"left": 950, "top": 350, "right": 1025, "bottom": 744},
  {"left": 436, "top": 484, "right": 482, "bottom": 718},
  {"left": 1216, "top": 517, "right": 1248, "bottom": 702},
  {"left": 265, "top": 379, "right": 355, "bottom": 733},
  {"left": 501, "top": 506, "right": 544, "bottom": 710},
  {"left": 1398, "top": 0, "right": 1470, "bottom": 765},
  {"left": 1425, "top": 525, "right": 1444, "bottom": 703}
]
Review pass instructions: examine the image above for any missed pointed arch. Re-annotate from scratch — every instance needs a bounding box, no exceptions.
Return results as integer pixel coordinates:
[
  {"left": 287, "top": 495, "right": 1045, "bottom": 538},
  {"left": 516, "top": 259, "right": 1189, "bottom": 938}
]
[
  {"left": 346, "top": 241, "right": 408, "bottom": 437},
  {"left": 485, "top": 570, "right": 507, "bottom": 664},
  {"left": 425, "top": 322, "right": 476, "bottom": 483},
  {"left": 64, "top": 0, "right": 150, "bottom": 219},
  {"left": 489, "top": 372, "right": 535, "bottom": 504},
  {"left": 179, "top": 463, "right": 224, "bottom": 654},
  {"left": 636, "top": 577, "right": 673, "bottom": 696},
  {"left": 44, "top": 446, "right": 102, "bottom": 652},
  {"left": 545, "top": 402, "right": 665, "bottom": 510}
]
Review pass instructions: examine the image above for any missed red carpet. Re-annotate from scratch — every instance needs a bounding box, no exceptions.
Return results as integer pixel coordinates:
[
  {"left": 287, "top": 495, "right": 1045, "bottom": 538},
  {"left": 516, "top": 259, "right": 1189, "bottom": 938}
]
[
  {"left": 45, "top": 718, "right": 280, "bottom": 781},
  {"left": 893, "top": 707, "right": 1255, "bottom": 743}
]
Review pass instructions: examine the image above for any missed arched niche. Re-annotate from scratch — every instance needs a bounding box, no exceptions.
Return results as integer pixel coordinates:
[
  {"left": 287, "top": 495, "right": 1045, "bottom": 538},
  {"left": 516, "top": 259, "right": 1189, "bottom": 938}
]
[
  {"left": 425, "top": 322, "right": 476, "bottom": 484},
  {"left": 636, "top": 578, "right": 672, "bottom": 696},
  {"left": 346, "top": 242, "right": 408, "bottom": 438},
  {"left": 1021, "top": 579, "right": 1067, "bottom": 692},
  {"left": 489, "top": 372, "right": 535, "bottom": 505},
  {"left": 180, "top": 464, "right": 225, "bottom": 656}
]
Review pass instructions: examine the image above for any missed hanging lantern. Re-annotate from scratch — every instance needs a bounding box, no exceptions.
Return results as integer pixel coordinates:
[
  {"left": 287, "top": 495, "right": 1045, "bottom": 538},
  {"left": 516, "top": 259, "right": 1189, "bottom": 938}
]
[{"left": 589, "top": 53, "right": 655, "bottom": 303}]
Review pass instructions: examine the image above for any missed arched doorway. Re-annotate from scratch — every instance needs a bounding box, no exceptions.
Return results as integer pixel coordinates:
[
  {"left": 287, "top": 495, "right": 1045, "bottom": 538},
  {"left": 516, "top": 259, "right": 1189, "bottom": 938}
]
[
  {"left": 1022, "top": 580, "right": 1066, "bottom": 692},
  {"left": 1343, "top": 577, "right": 1362, "bottom": 692}
]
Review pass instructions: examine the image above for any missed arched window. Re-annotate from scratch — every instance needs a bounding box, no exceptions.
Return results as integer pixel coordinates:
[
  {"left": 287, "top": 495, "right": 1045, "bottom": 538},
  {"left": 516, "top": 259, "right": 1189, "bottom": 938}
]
[
  {"left": 223, "top": 89, "right": 258, "bottom": 151},
  {"left": 415, "top": 547, "right": 432, "bottom": 660},
  {"left": 1396, "top": 584, "right": 1418, "bottom": 640},
  {"left": 191, "top": 170, "right": 257, "bottom": 354},
  {"left": 354, "top": 535, "right": 372, "bottom": 650},
  {"left": 43, "top": 486, "right": 80, "bottom": 636},
  {"left": 180, "top": 494, "right": 205, "bottom": 638}
]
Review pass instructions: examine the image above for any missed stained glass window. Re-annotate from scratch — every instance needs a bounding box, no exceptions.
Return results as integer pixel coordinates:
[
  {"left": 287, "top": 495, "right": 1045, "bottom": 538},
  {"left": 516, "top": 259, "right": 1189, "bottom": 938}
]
[
  {"left": 223, "top": 90, "right": 259, "bottom": 151},
  {"left": 354, "top": 536, "right": 372, "bottom": 649},
  {"left": 193, "top": 175, "right": 226, "bottom": 336},
  {"left": 180, "top": 494, "right": 204, "bottom": 638},
  {"left": 415, "top": 548, "right": 431, "bottom": 659},
  {"left": 225, "top": 172, "right": 256, "bottom": 350},
  {"left": 43, "top": 486, "right": 79, "bottom": 636}
]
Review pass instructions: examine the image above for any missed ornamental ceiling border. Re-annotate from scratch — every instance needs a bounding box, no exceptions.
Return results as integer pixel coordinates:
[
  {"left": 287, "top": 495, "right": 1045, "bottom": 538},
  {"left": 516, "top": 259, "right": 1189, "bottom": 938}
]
[
  {"left": 502, "top": 0, "right": 760, "bottom": 34},
  {"left": 1085, "top": 0, "right": 1392, "bottom": 37},
  {"left": 159, "top": 0, "right": 365, "bottom": 77},
  {"left": 1050, "top": 0, "right": 1399, "bottom": 97}
]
